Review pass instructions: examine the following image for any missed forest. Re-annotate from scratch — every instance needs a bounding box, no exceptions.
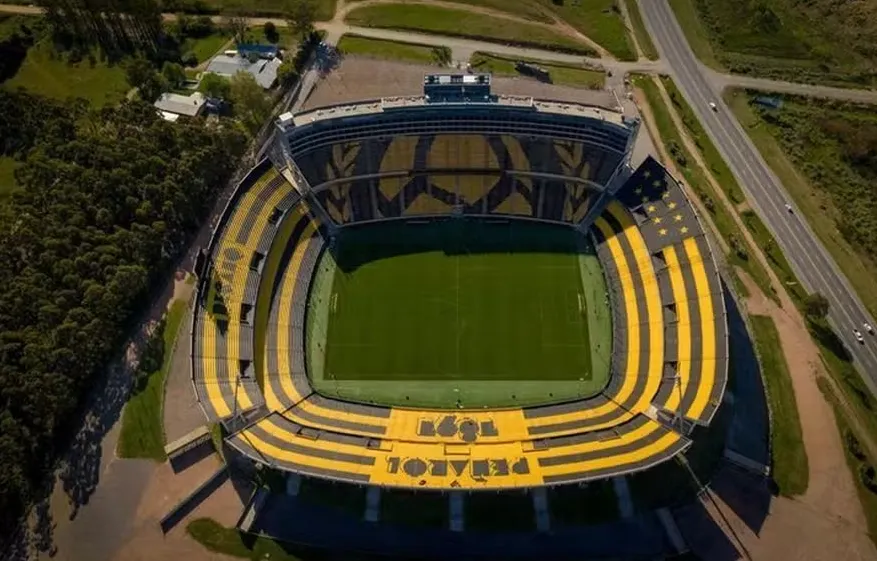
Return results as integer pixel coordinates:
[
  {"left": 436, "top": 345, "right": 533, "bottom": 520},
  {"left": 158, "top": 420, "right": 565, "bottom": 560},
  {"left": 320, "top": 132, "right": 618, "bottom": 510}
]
[{"left": 0, "top": 90, "right": 246, "bottom": 539}]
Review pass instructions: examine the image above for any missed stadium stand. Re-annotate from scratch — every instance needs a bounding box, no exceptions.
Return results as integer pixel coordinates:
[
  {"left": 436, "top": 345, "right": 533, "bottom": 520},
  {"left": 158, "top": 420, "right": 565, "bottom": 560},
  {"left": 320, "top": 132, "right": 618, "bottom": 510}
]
[{"left": 193, "top": 86, "right": 728, "bottom": 490}]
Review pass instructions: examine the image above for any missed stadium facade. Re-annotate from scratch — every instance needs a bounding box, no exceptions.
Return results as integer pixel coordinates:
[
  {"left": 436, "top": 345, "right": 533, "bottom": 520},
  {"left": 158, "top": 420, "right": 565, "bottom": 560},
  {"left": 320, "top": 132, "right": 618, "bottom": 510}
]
[{"left": 191, "top": 74, "right": 729, "bottom": 493}]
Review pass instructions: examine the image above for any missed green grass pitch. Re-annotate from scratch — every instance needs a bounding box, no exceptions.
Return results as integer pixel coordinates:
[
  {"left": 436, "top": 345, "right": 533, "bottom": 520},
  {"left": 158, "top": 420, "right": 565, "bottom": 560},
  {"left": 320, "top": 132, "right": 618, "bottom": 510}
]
[{"left": 307, "top": 219, "right": 611, "bottom": 408}]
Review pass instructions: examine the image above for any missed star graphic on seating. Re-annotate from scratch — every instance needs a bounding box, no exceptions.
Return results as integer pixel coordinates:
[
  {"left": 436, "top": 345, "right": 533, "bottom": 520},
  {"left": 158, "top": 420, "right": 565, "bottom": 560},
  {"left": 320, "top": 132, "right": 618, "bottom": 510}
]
[
  {"left": 668, "top": 201, "right": 677, "bottom": 210},
  {"left": 634, "top": 186, "right": 643, "bottom": 195},
  {"left": 641, "top": 195, "right": 648, "bottom": 204},
  {"left": 653, "top": 216, "right": 663, "bottom": 224},
  {"left": 679, "top": 226, "right": 689, "bottom": 234},
  {"left": 647, "top": 204, "right": 657, "bottom": 213},
  {"left": 662, "top": 191, "right": 671, "bottom": 200},
  {"left": 658, "top": 228, "right": 668, "bottom": 236},
  {"left": 643, "top": 170, "right": 652, "bottom": 178},
  {"left": 674, "top": 214, "right": 683, "bottom": 222},
  {"left": 652, "top": 180, "right": 664, "bottom": 189}
]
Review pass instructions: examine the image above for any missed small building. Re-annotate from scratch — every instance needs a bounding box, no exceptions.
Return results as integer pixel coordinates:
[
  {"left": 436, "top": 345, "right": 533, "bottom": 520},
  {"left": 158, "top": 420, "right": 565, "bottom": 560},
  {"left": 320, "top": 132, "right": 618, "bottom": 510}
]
[
  {"left": 205, "top": 54, "right": 282, "bottom": 90},
  {"left": 154, "top": 92, "right": 207, "bottom": 122}
]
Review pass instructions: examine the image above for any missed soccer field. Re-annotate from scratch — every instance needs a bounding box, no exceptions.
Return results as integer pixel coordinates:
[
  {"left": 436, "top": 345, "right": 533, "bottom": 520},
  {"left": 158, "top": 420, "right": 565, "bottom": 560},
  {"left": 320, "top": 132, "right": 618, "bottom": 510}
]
[{"left": 307, "top": 220, "right": 612, "bottom": 408}]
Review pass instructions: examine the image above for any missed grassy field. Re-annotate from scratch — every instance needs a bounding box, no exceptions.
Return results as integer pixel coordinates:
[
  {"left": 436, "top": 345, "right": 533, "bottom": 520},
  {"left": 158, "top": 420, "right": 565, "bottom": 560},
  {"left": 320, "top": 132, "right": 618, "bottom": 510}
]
[
  {"left": 749, "top": 315, "right": 808, "bottom": 496},
  {"left": 0, "top": 157, "right": 20, "bottom": 197},
  {"left": 337, "top": 34, "right": 447, "bottom": 65},
  {"left": 724, "top": 89, "right": 877, "bottom": 321},
  {"left": 623, "top": 0, "right": 658, "bottom": 60},
  {"left": 345, "top": 0, "right": 553, "bottom": 23},
  {"left": 547, "top": 480, "right": 618, "bottom": 526},
  {"left": 117, "top": 298, "right": 189, "bottom": 460},
  {"left": 380, "top": 489, "right": 448, "bottom": 529},
  {"left": 187, "top": 518, "right": 307, "bottom": 560},
  {"left": 469, "top": 52, "right": 605, "bottom": 89},
  {"left": 3, "top": 39, "right": 129, "bottom": 107},
  {"left": 310, "top": 220, "right": 609, "bottom": 408},
  {"left": 669, "top": 0, "right": 877, "bottom": 86},
  {"left": 632, "top": 74, "right": 776, "bottom": 302},
  {"left": 344, "top": 4, "right": 597, "bottom": 55},
  {"left": 198, "top": 0, "right": 336, "bottom": 20},
  {"left": 536, "top": 0, "right": 636, "bottom": 61},
  {"left": 182, "top": 31, "right": 230, "bottom": 64}
]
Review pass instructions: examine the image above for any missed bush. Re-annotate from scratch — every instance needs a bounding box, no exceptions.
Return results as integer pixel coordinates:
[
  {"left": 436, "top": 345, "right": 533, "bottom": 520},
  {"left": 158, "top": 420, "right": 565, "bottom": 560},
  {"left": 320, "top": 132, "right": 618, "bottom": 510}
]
[
  {"left": 846, "top": 429, "right": 866, "bottom": 461},
  {"left": 181, "top": 51, "right": 198, "bottom": 66},
  {"left": 860, "top": 463, "right": 877, "bottom": 494}
]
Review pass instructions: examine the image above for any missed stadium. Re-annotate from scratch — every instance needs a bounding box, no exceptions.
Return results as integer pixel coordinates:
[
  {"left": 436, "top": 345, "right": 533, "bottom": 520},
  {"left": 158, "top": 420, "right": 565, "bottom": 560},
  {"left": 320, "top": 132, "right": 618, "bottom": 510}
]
[{"left": 190, "top": 73, "right": 728, "bottom": 528}]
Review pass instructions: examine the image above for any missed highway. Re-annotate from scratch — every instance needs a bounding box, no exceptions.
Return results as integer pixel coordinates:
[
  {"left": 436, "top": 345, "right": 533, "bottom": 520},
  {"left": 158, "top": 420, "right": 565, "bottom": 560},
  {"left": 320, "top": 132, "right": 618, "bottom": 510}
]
[{"left": 637, "top": 0, "right": 877, "bottom": 394}]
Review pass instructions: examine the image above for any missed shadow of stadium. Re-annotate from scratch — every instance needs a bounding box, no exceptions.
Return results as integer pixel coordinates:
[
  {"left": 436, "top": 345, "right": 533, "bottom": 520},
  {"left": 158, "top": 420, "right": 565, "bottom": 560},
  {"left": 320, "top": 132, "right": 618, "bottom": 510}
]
[{"left": 327, "top": 219, "right": 596, "bottom": 274}]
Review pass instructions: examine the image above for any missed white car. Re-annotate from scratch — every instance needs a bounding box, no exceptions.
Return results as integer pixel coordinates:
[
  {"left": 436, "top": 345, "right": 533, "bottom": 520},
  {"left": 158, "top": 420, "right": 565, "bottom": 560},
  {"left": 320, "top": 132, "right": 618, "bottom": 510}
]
[
  {"left": 854, "top": 329, "right": 865, "bottom": 344},
  {"left": 785, "top": 203, "right": 793, "bottom": 213},
  {"left": 708, "top": 102, "right": 717, "bottom": 111},
  {"left": 865, "top": 323, "right": 874, "bottom": 335}
]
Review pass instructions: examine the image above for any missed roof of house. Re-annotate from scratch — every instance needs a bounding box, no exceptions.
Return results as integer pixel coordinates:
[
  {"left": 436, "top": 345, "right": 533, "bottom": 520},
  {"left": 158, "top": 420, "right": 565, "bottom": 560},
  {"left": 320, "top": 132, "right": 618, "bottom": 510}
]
[
  {"left": 236, "top": 43, "right": 279, "bottom": 56},
  {"left": 205, "top": 55, "right": 282, "bottom": 89},
  {"left": 154, "top": 92, "right": 207, "bottom": 117}
]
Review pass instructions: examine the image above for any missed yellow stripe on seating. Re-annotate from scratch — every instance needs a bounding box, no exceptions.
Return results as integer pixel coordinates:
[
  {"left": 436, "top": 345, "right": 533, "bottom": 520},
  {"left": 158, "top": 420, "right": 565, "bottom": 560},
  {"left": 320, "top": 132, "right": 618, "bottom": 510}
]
[
  {"left": 539, "top": 425, "right": 683, "bottom": 478},
  {"left": 241, "top": 427, "right": 374, "bottom": 478},
  {"left": 609, "top": 203, "right": 663, "bottom": 414},
  {"left": 384, "top": 408, "right": 530, "bottom": 443},
  {"left": 265, "top": 216, "right": 318, "bottom": 411},
  {"left": 526, "top": 214, "right": 639, "bottom": 432},
  {"left": 684, "top": 237, "right": 716, "bottom": 420},
  {"left": 663, "top": 245, "right": 691, "bottom": 412}
]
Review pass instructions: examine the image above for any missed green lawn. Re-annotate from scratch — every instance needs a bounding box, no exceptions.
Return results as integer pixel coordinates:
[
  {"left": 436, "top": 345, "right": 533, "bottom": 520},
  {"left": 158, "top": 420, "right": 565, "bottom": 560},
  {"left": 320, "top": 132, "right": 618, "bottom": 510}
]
[
  {"left": 117, "top": 299, "right": 189, "bottom": 460},
  {"left": 380, "top": 489, "right": 448, "bottom": 529},
  {"left": 622, "top": 0, "right": 658, "bottom": 60},
  {"left": 345, "top": 4, "right": 597, "bottom": 55},
  {"left": 0, "top": 157, "right": 20, "bottom": 197},
  {"left": 724, "top": 89, "right": 877, "bottom": 321},
  {"left": 182, "top": 32, "right": 230, "bottom": 65},
  {"left": 3, "top": 39, "right": 129, "bottom": 107},
  {"left": 469, "top": 52, "right": 605, "bottom": 89},
  {"left": 187, "top": 518, "right": 307, "bottom": 560},
  {"left": 337, "top": 34, "right": 447, "bottom": 65},
  {"left": 547, "top": 480, "right": 618, "bottom": 526},
  {"left": 537, "top": 0, "right": 636, "bottom": 61},
  {"left": 749, "top": 315, "right": 808, "bottom": 496},
  {"left": 308, "top": 220, "right": 609, "bottom": 408},
  {"left": 632, "top": 74, "right": 775, "bottom": 302}
]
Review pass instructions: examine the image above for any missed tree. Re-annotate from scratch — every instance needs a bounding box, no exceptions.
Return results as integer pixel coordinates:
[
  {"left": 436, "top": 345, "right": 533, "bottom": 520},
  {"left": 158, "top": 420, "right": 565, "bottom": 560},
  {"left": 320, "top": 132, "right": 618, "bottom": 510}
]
[
  {"left": 125, "top": 58, "right": 168, "bottom": 102},
  {"left": 804, "top": 292, "right": 830, "bottom": 322},
  {"left": 222, "top": 11, "right": 249, "bottom": 44},
  {"left": 162, "top": 62, "right": 187, "bottom": 89},
  {"left": 263, "top": 21, "right": 279, "bottom": 44},
  {"left": 285, "top": 0, "right": 317, "bottom": 40},
  {"left": 276, "top": 59, "right": 298, "bottom": 86},
  {"left": 0, "top": 90, "right": 246, "bottom": 541},
  {"left": 199, "top": 72, "right": 232, "bottom": 100},
  {"left": 229, "top": 71, "right": 273, "bottom": 135}
]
